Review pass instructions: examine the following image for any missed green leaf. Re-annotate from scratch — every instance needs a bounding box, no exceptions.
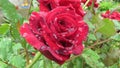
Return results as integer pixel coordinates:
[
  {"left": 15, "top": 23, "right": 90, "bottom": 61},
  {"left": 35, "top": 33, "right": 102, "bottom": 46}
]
[
  {"left": 0, "top": 0, "right": 23, "bottom": 23},
  {"left": 85, "top": 21, "right": 95, "bottom": 30},
  {"left": 88, "top": 33, "right": 97, "bottom": 41},
  {"left": 82, "top": 49, "right": 105, "bottom": 68},
  {"left": 67, "top": 62, "right": 74, "bottom": 68},
  {"left": 32, "top": 61, "right": 41, "bottom": 68},
  {"left": 90, "top": 14, "right": 102, "bottom": 24},
  {"left": 72, "top": 57, "right": 83, "bottom": 68},
  {"left": 10, "top": 22, "right": 21, "bottom": 42},
  {"left": 0, "top": 23, "right": 10, "bottom": 35},
  {"left": 0, "top": 61, "right": 8, "bottom": 68},
  {"left": 12, "top": 43, "right": 23, "bottom": 55},
  {"left": 111, "top": 34, "right": 120, "bottom": 41},
  {"left": 10, "top": 55, "right": 25, "bottom": 68},
  {"left": 0, "top": 0, "right": 24, "bottom": 41},
  {"left": 113, "top": 20, "right": 120, "bottom": 30},
  {"left": 43, "top": 58, "right": 53, "bottom": 68},
  {"left": 96, "top": 19, "right": 116, "bottom": 37},
  {"left": 0, "top": 38, "right": 12, "bottom": 61},
  {"left": 108, "top": 63, "right": 118, "bottom": 68}
]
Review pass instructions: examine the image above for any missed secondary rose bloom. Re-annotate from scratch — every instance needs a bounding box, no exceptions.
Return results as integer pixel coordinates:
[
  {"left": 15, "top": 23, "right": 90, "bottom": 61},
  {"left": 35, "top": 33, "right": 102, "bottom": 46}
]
[
  {"left": 81, "top": 0, "right": 99, "bottom": 8},
  {"left": 20, "top": 6, "right": 88, "bottom": 64},
  {"left": 101, "top": 10, "right": 120, "bottom": 21},
  {"left": 38, "top": 0, "right": 86, "bottom": 16}
]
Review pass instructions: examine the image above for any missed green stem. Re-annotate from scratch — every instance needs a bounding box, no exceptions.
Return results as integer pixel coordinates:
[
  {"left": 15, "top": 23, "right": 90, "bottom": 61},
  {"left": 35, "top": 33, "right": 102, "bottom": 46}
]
[
  {"left": 25, "top": 47, "right": 29, "bottom": 65},
  {"left": 83, "top": 0, "right": 90, "bottom": 9},
  {"left": 0, "top": 60, "right": 17, "bottom": 68},
  {"left": 21, "top": 40, "right": 29, "bottom": 65},
  {"left": 88, "top": 39, "right": 111, "bottom": 48},
  {"left": 28, "top": 0, "right": 33, "bottom": 17},
  {"left": 26, "top": 52, "right": 41, "bottom": 68},
  {"left": 90, "top": 0, "right": 95, "bottom": 14}
]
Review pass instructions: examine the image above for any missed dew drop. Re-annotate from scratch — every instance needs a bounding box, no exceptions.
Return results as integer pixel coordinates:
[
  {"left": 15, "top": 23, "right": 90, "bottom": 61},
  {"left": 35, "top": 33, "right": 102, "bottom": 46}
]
[
  {"left": 40, "top": 46, "right": 46, "bottom": 50},
  {"left": 78, "top": 28, "right": 82, "bottom": 31},
  {"left": 55, "top": 50, "right": 59, "bottom": 54},
  {"left": 35, "top": 35, "right": 39, "bottom": 37},
  {"left": 68, "top": 28, "right": 74, "bottom": 32},
  {"left": 55, "top": 17, "right": 58, "bottom": 21},
  {"left": 38, "top": 28, "right": 41, "bottom": 31},
  {"left": 53, "top": 34, "right": 57, "bottom": 39},
  {"left": 76, "top": 34, "right": 80, "bottom": 37},
  {"left": 23, "top": 33, "right": 28, "bottom": 37},
  {"left": 22, "top": 25, "right": 26, "bottom": 28}
]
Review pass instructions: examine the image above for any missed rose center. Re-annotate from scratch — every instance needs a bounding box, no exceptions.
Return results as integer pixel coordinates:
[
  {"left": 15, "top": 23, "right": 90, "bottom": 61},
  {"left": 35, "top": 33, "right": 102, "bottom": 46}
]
[{"left": 59, "top": 40, "right": 72, "bottom": 47}]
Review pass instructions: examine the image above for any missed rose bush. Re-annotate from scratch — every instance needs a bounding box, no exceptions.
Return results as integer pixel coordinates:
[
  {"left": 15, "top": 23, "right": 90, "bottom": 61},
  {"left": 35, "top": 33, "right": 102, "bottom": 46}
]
[
  {"left": 20, "top": 6, "right": 88, "bottom": 64},
  {"left": 38, "top": 0, "right": 85, "bottom": 16}
]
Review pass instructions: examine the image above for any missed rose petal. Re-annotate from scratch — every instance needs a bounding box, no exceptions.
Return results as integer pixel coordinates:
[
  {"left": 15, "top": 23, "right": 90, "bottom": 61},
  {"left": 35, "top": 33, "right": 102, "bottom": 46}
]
[
  {"left": 72, "top": 44, "right": 84, "bottom": 55},
  {"left": 20, "top": 23, "right": 45, "bottom": 50}
]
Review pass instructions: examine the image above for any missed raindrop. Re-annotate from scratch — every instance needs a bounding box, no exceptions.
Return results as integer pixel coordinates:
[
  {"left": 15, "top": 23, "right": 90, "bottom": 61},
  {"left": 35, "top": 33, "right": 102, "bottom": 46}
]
[
  {"left": 68, "top": 28, "right": 74, "bottom": 32},
  {"left": 78, "top": 28, "right": 82, "bottom": 31},
  {"left": 53, "top": 34, "right": 57, "bottom": 39},
  {"left": 42, "top": 25, "right": 46, "bottom": 28},
  {"left": 38, "top": 28, "right": 41, "bottom": 31},
  {"left": 55, "top": 50, "right": 59, "bottom": 54},
  {"left": 31, "top": 14, "right": 36, "bottom": 18},
  {"left": 75, "top": 40, "right": 78, "bottom": 43},
  {"left": 40, "top": 46, "right": 46, "bottom": 50},
  {"left": 76, "top": 34, "right": 80, "bottom": 37},
  {"left": 72, "top": 41, "right": 75, "bottom": 44},
  {"left": 63, "top": 50, "right": 67, "bottom": 53},
  {"left": 55, "top": 17, "right": 58, "bottom": 21},
  {"left": 35, "top": 34, "right": 39, "bottom": 37},
  {"left": 22, "top": 25, "right": 25, "bottom": 28},
  {"left": 22, "top": 33, "right": 28, "bottom": 37}
]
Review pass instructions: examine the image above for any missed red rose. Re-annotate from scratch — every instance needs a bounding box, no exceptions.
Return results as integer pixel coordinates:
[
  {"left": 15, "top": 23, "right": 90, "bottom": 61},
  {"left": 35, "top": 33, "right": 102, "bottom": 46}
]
[
  {"left": 101, "top": 10, "right": 120, "bottom": 21},
  {"left": 20, "top": 6, "right": 88, "bottom": 64},
  {"left": 81, "top": 0, "right": 99, "bottom": 8},
  {"left": 38, "top": 0, "right": 86, "bottom": 16}
]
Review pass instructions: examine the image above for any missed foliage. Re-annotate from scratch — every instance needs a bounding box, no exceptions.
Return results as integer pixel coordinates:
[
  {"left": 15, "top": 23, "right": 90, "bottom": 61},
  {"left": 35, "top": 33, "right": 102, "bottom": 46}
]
[{"left": 0, "top": 0, "right": 120, "bottom": 68}]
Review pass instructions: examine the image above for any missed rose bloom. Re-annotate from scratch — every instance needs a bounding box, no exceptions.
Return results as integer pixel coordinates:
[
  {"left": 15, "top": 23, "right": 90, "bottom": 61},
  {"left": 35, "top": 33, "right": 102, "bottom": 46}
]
[
  {"left": 81, "top": 0, "right": 99, "bottom": 8},
  {"left": 20, "top": 6, "right": 88, "bottom": 64},
  {"left": 38, "top": 0, "right": 86, "bottom": 16},
  {"left": 101, "top": 10, "right": 120, "bottom": 21}
]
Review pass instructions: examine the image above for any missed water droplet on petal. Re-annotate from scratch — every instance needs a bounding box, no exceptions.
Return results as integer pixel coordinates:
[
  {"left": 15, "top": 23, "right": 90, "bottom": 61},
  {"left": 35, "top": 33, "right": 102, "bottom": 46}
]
[
  {"left": 23, "top": 33, "right": 28, "bottom": 37},
  {"left": 55, "top": 17, "right": 58, "bottom": 21},
  {"left": 76, "top": 34, "right": 80, "bottom": 37},
  {"left": 55, "top": 50, "right": 59, "bottom": 54},
  {"left": 40, "top": 46, "right": 47, "bottom": 50},
  {"left": 78, "top": 28, "right": 82, "bottom": 31},
  {"left": 35, "top": 35, "right": 39, "bottom": 37},
  {"left": 53, "top": 34, "right": 57, "bottom": 39}
]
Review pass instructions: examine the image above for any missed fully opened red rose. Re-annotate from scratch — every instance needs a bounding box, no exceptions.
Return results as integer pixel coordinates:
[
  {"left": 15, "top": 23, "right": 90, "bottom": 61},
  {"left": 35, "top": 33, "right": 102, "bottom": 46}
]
[
  {"left": 38, "top": 0, "right": 86, "bottom": 16},
  {"left": 20, "top": 6, "right": 88, "bottom": 64}
]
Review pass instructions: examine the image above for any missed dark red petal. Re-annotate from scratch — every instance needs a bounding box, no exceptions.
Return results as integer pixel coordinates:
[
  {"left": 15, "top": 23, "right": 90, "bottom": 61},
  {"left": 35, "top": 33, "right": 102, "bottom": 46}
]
[
  {"left": 20, "top": 23, "right": 44, "bottom": 50},
  {"left": 72, "top": 44, "right": 84, "bottom": 55},
  {"left": 39, "top": 46, "right": 70, "bottom": 65}
]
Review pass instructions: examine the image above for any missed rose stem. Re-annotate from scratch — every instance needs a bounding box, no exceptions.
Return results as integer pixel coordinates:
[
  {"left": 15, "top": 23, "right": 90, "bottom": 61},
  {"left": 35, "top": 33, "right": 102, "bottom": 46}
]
[
  {"left": 83, "top": 0, "right": 90, "bottom": 9},
  {"left": 26, "top": 52, "right": 41, "bottom": 68},
  {"left": 28, "top": 0, "right": 33, "bottom": 16},
  {"left": 88, "top": 38, "right": 111, "bottom": 49},
  {"left": 25, "top": 46, "right": 30, "bottom": 65}
]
